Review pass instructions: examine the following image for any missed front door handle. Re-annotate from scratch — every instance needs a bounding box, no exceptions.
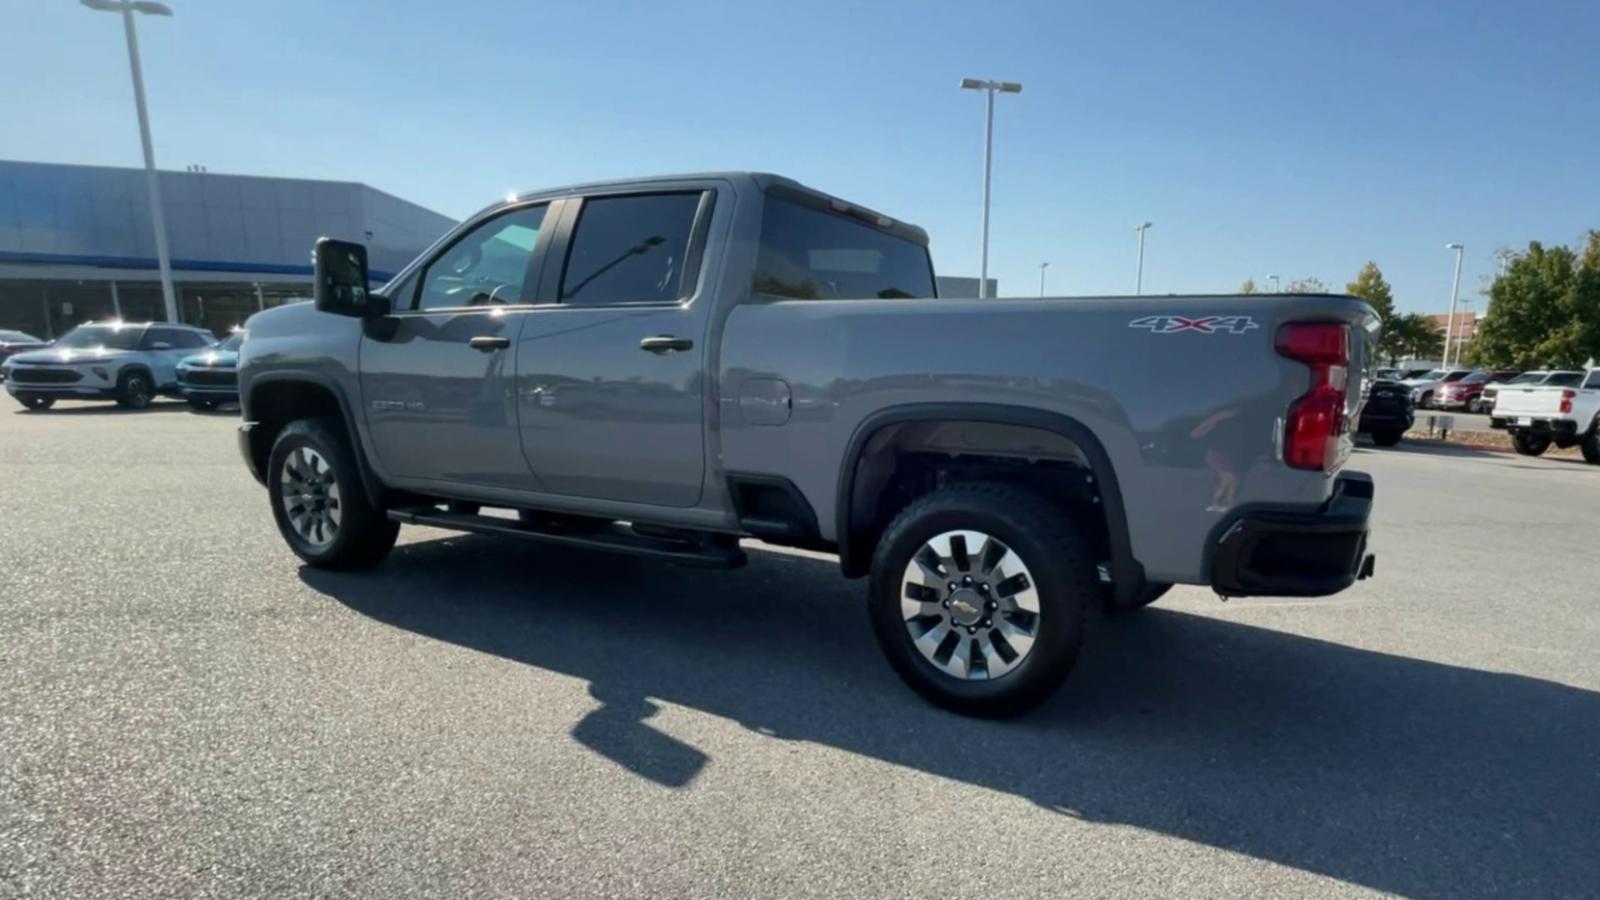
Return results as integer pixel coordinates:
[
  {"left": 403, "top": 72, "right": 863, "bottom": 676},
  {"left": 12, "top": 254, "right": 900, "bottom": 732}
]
[
  {"left": 639, "top": 335, "right": 694, "bottom": 354},
  {"left": 469, "top": 336, "right": 511, "bottom": 352}
]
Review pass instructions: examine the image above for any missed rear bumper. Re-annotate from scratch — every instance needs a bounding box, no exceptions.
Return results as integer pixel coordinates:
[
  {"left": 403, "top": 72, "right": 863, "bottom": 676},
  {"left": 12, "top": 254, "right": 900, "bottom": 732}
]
[
  {"left": 1488, "top": 416, "right": 1578, "bottom": 439},
  {"left": 1209, "top": 472, "right": 1375, "bottom": 598}
]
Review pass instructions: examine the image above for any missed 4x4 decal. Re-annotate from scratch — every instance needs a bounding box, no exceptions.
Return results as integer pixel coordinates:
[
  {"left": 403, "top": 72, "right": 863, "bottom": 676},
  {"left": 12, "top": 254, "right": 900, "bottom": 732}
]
[{"left": 1129, "top": 315, "right": 1260, "bottom": 335}]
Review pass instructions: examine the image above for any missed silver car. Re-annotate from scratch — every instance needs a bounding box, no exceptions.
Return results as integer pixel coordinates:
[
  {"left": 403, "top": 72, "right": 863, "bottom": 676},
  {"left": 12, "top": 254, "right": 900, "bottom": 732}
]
[{"left": 2, "top": 321, "right": 216, "bottom": 411}]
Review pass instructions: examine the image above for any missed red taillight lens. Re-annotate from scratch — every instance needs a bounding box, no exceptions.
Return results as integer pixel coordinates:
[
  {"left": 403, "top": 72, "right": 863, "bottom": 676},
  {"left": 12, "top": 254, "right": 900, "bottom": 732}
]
[
  {"left": 1561, "top": 390, "right": 1575, "bottom": 415},
  {"left": 1276, "top": 323, "right": 1350, "bottom": 471}
]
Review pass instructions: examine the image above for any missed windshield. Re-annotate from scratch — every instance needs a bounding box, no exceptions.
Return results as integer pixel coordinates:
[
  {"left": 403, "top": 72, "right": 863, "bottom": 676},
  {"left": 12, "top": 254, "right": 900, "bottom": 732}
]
[
  {"left": 1441, "top": 371, "right": 1470, "bottom": 382},
  {"left": 53, "top": 324, "right": 143, "bottom": 351},
  {"left": 1414, "top": 369, "right": 1446, "bottom": 380},
  {"left": 215, "top": 332, "right": 246, "bottom": 352},
  {"left": 1460, "top": 372, "right": 1490, "bottom": 383}
]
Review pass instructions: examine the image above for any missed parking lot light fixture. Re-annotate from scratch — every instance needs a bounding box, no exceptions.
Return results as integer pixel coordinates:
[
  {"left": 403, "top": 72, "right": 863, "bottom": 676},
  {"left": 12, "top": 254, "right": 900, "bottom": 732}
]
[
  {"left": 1444, "top": 243, "right": 1464, "bottom": 368},
  {"left": 1134, "top": 222, "right": 1152, "bottom": 294},
  {"left": 959, "top": 78, "right": 1022, "bottom": 299},
  {"left": 81, "top": 0, "right": 179, "bottom": 326}
]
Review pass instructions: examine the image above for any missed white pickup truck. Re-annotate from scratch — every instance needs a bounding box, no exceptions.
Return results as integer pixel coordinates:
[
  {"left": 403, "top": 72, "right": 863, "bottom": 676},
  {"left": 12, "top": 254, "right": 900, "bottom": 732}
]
[{"left": 1489, "top": 367, "right": 1600, "bottom": 462}]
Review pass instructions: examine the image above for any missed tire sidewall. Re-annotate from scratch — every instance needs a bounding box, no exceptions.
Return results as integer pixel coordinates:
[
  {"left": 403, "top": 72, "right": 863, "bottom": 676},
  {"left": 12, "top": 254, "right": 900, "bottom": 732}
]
[{"left": 869, "top": 492, "right": 1089, "bottom": 714}]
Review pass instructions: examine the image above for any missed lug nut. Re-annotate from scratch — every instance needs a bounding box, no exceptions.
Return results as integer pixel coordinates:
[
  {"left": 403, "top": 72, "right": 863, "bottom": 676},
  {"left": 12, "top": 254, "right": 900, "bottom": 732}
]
[
  {"left": 986, "top": 601, "right": 997, "bottom": 611},
  {"left": 978, "top": 583, "right": 989, "bottom": 593},
  {"left": 963, "top": 576, "right": 973, "bottom": 585},
  {"left": 982, "top": 618, "right": 992, "bottom": 627},
  {"left": 948, "top": 582, "right": 958, "bottom": 591},
  {"left": 942, "top": 600, "right": 950, "bottom": 608}
]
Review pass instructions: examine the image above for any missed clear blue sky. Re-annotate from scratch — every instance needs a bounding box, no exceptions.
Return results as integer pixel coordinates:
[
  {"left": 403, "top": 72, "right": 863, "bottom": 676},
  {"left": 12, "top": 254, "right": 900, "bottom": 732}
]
[{"left": 5, "top": 0, "right": 1598, "bottom": 312}]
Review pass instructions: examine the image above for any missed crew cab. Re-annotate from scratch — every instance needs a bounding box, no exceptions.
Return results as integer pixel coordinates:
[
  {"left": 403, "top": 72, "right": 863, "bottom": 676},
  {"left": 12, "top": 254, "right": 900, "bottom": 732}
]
[
  {"left": 1489, "top": 367, "right": 1600, "bottom": 462},
  {"left": 2, "top": 321, "right": 216, "bottom": 411},
  {"left": 237, "top": 172, "right": 1378, "bottom": 715}
]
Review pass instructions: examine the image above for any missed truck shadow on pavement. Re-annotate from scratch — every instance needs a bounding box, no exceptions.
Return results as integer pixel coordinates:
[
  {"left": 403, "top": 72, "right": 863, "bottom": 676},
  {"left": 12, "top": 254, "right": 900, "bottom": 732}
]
[{"left": 302, "top": 536, "right": 1598, "bottom": 900}]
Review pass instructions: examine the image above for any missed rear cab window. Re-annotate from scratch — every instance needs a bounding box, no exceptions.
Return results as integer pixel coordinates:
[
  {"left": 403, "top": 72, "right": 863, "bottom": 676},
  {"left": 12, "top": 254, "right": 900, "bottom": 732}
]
[
  {"left": 1584, "top": 371, "right": 1600, "bottom": 390},
  {"left": 753, "top": 194, "right": 935, "bottom": 301}
]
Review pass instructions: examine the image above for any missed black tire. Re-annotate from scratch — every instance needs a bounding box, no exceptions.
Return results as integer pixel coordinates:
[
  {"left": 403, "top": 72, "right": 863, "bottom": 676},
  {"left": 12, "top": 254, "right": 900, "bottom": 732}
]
[
  {"left": 1371, "top": 428, "right": 1404, "bottom": 447},
  {"left": 868, "top": 482, "right": 1094, "bottom": 718},
  {"left": 1105, "top": 580, "right": 1172, "bottom": 614},
  {"left": 18, "top": 394, "right": 55, "bottom": 411},
  {"left": 1581, "top": 424, "right": 1600, "bottom": 465},
  {"left": 1511, "top": 431, "right": 1551, "bottom": 457},
  {"left": 267, "top": 417, "right": 398, "bottom": 569},
  {"left": 1418, "top": 391, "right": 1433, "bottom": 409},
  {"left": 187, "top": 397, "right": 217, "bottom": 411},
  {"left": 115, "top": 369, "right": 154, "bottom": 409}
]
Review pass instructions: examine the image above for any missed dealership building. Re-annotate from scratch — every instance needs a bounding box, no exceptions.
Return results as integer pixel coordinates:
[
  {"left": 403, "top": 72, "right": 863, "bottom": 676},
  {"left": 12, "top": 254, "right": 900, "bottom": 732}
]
[{"left": 0, "top": 160, "right": 456, "bottom": 339}]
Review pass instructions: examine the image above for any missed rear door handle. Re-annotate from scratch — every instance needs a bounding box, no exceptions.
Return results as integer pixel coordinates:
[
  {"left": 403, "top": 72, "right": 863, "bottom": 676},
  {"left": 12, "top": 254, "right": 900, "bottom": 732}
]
[
  {"left": 639, "top": 335, "right": 694, "bottom": 354},
  {"left": 469, "top": 336, "right": 511, "bottom": 352}
]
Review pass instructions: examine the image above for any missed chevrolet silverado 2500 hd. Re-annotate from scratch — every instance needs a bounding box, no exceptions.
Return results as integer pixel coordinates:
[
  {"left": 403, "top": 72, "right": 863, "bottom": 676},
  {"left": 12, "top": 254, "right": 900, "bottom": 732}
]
[
  {"left": 237, "top": 172, "right": 1377, "bottom": 715},
  {"left": 1489, "top": 367, "right": 1600, "bottom": 462}
]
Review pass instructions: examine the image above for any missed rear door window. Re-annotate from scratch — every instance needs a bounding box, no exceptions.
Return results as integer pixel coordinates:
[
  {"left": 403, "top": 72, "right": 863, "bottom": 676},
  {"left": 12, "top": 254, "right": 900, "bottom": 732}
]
[
  {"left": 558, "top": 193, "right": 706, "bottom": 306},
  {"left": 753, "top": 196, "right": 935, "bottom": 301}
]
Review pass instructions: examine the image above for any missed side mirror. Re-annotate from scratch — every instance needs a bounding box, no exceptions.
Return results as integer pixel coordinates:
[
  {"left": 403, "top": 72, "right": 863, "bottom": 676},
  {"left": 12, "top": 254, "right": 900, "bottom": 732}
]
[{"left": 314, "top": 237, "right": 376, "bottom": 318}]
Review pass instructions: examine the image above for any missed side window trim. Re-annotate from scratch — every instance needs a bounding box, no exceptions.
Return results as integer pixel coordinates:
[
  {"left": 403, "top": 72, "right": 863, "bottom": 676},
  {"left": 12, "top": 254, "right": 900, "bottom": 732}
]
[
  {"left": 548, "top": 189, "right": 715, "bottom": 309},
  {"left": 404, "top": 198, "right": 562, "bottom": 313}
]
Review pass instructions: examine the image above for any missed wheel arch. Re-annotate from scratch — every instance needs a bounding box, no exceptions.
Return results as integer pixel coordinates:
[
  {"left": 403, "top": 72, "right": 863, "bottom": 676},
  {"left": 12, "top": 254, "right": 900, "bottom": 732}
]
[
  {"left": 245, "top": 372, "right": 384, "bottom": 506},
  {"left": 834, "top": 403, "right": 1146, "bottom": 604}
]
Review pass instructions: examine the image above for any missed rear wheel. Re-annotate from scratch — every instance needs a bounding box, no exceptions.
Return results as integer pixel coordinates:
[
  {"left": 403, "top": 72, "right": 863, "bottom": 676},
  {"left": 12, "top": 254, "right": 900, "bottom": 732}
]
[
  {"left": 17, "top": 394, "right": 54, "bottom": 411},
  {"left": 1581, "top": 424, "right": 1600, "bottom": 465},
  {"left": 115, "top": 370, "right": 153, "bottom": 409},
  {"left": 1371, "top": 428, "right": 1404, "bottom": 447},
  {"left": 868, "top": 482, "right": 1093, "bottom": 717},
  {"left": 267, "top": 418, "right": 398, "bottom": 569},
  {"left": 1511, "top": 431, "right": 1551, "bottom": 457}
]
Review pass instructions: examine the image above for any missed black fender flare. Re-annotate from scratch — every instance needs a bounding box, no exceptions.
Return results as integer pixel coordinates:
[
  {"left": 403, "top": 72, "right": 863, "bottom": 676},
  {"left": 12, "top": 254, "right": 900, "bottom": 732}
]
[
  {"left": 246, "top": 370, "right": 385, "bottom": 508},
  {"left": 833, "top": 402, "right": 1146, "bottom": 604}
]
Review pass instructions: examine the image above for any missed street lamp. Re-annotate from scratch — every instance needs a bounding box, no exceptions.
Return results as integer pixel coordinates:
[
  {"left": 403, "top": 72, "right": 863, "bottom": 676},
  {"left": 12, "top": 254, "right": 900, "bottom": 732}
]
[
  {"left": 1268, "top": 274, "right": 1280, "bottom": 293},
  {"left": 1134, "top": 222, "right": 1152, "bottom": 294},
  {"left": 1037, "top": 261, "right": 1049, "bottom": 297},
  {"left": 1443, "top": 243, "right": 1464, "bottom": 367},
  {"left": 959, "top": 78, "right": 1022, "bottom": 299},
  {"left": 81, "top": 0, "right": 179, "bottom": 326}
]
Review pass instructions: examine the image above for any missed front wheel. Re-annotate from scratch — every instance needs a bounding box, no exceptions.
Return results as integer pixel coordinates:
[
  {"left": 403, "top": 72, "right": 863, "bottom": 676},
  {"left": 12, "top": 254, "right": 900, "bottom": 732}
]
[
  {"left": 17, "top": 394, "right": 55, "bottom": 411},
  {"left": 1511, "top": 431, "right": 1551, "bottom": 457},
  {"left": 267, "top": 418, "right": 398, "bottom": 569},
  {"left": 115, "top": 370, "right": 153, "bottom": 409},
  {"left": 868, "top": 482, "right": 1093, "bottom": 717},
  {"left": 1418, "top": 391, "right": 1434, "bottom": 409}
]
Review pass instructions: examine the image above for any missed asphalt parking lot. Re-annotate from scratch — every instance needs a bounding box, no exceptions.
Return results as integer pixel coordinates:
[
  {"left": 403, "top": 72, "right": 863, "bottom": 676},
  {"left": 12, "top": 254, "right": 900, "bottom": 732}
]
[{"left": 3, "top": 401, "right": 1598, "bottom": 899}]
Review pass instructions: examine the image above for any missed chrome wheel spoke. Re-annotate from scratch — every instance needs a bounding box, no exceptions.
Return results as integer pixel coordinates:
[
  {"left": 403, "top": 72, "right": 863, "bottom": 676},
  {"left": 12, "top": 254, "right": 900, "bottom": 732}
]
[
  {"left": 280, "top": 446, "right": 338, "bottom": 548},
  {"left": 901, "top": 529, "right": 1040, "bottom": 683}
]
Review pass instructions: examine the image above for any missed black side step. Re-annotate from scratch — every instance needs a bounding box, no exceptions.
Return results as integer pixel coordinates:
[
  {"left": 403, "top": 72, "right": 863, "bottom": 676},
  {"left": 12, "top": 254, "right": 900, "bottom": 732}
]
[{"left": 386, "top": 507, "right": 746, "bottom": 569}]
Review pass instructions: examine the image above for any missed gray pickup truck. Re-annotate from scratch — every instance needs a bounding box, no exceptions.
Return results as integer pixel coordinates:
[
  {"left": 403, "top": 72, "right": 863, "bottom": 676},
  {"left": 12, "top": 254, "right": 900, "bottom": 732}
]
[{"left": 238, "top": 172, "right": 1376, "bottom": 715}]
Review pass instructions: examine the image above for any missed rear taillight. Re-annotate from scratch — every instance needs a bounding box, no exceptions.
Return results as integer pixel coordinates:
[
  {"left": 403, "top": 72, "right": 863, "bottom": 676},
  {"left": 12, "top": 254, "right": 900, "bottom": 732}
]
[
  {"left": 1276, "top": 323, "right": 1350, "bottom": 471},
  {"left": 1561, "top": 389, "right": 1575, "bottom": 415}
]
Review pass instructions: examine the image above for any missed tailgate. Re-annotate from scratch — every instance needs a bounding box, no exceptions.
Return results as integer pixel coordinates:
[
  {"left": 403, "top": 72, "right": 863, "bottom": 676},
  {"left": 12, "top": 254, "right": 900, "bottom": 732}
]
[{"left": 1492, "top": 387, "right": 1566, "bottom": 417}]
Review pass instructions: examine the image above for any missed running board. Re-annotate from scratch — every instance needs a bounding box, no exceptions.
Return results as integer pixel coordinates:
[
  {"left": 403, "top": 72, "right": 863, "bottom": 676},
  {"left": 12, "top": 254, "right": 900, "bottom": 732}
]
[{"left": 386, "top": 507, "right": 747, "bottom": 569}]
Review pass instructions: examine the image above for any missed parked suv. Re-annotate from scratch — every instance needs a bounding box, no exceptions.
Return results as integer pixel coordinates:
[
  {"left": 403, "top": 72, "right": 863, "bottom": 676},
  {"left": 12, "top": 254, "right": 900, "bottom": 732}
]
[
  {"left": 2, "top": 321, "right": 215, "bottom": 411},
  {"left": 177, "top": 329, "right": 245, "bottom": 410},
  {"left": 237, "top": 172, "right": 1377, "bottom": 716}
]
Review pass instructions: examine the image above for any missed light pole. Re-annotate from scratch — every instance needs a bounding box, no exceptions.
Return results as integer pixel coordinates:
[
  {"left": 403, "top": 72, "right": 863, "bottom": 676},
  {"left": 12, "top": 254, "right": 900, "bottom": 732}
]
[
  {"left": 1268, "top": 274, "right": 1280, "bottom": 293},
  {"left": 82, "top": 0, "right": 179, "bottom": 326},
  {"left": 1037, "top": 262, "right": 1049, "bottom": 297},
  {"left": 1134, "top": 222, "right": 1152, "bottom": 294},
  {"left": 1443, "top": 243, "right": 1464, "bottom": 368},
  {"left": 959, "top": 78, "right": 1022, "bottom": 299}
]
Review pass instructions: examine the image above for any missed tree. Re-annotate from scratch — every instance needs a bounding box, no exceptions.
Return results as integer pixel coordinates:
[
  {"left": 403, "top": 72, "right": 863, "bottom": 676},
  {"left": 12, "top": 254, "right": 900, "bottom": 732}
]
[
  {"left": 1345, "top": 262, "right": 1401, "bottom": 363},
  {"left": 1283, "top": 277, "right": 1328, "bottom": 294},
  {"left": 1472, "top": 234, "right": 1600, "bottom": 369},
  {"left": 1239, "top": 278, "right": 1258, "bottom": 295},
  {"left": 1389, "top": 313, "right": 1443, "bottom": 362}
]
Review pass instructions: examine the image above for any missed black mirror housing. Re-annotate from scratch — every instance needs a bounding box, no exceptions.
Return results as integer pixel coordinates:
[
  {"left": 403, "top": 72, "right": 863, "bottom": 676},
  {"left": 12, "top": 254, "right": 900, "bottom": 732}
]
[{"left": 314, "top": 237, "right": 373, "bottom": 318}]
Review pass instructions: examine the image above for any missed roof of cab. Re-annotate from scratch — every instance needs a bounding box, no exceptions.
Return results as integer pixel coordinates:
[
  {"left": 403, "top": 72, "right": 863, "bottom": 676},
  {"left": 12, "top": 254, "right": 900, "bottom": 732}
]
[{"left": 506, "top": 171, "right": 929, "bottom": 244}]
